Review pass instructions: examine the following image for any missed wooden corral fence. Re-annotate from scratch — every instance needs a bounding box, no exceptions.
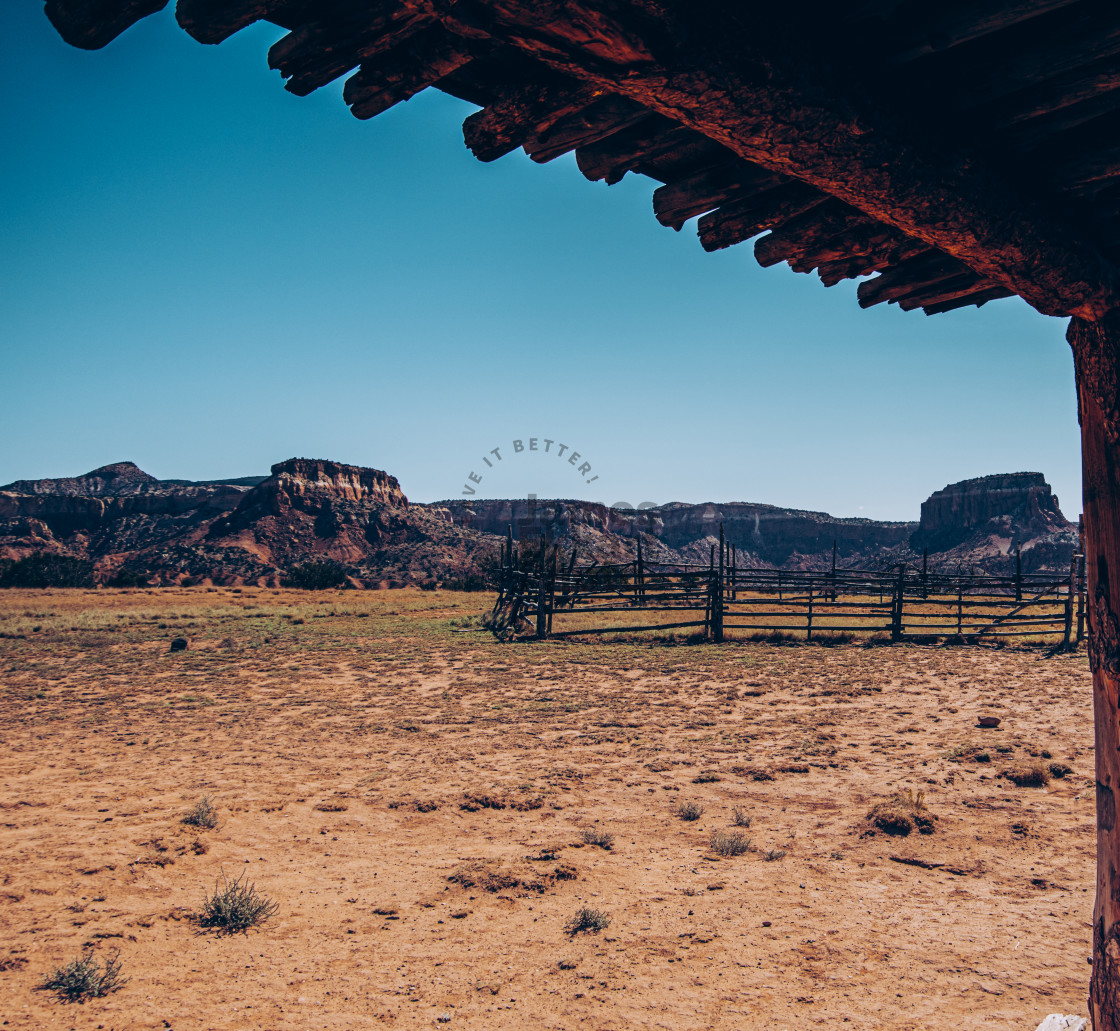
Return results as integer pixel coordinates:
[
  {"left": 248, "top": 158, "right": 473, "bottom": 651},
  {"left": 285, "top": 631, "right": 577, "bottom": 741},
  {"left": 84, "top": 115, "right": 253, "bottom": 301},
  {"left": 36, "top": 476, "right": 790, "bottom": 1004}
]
[{"left": 487, "top": 525, "right": 1087, "bottom": 647}]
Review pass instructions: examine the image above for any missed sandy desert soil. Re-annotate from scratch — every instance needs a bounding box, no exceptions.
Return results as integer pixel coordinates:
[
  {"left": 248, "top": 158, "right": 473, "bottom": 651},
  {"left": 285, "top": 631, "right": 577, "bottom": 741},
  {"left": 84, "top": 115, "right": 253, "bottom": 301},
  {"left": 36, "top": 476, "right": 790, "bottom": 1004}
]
[{"left": 0, "top": 587, "right": 1097, "bottom": 1030}]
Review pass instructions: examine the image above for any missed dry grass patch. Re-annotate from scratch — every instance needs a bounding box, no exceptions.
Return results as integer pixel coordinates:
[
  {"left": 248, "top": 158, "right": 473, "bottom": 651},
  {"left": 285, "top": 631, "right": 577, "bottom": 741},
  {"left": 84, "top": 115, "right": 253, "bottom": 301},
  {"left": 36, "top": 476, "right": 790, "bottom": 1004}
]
[
  {"left": 1004, "top": 762, "right": 1051, "bottom": 788},
  {"left": 867, "top": 789, "right": 936, "bottom": 837}
]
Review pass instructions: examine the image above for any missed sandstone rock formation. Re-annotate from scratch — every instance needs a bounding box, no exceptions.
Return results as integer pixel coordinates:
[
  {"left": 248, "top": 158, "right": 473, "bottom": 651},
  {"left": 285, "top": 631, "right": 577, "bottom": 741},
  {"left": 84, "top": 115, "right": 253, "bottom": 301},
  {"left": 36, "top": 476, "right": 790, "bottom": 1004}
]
[{"left": 0, "top": 459, "right": 1081, "bottom": 586}]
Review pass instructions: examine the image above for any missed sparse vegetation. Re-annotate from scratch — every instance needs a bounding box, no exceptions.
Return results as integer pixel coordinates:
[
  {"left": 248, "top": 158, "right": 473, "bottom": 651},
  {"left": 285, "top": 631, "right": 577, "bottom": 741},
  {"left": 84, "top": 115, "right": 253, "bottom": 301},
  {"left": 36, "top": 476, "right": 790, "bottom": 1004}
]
[
  {"left": 674, "top": 800, "right": 704, "bottom": 821},
  {"left": 709, "top": 829, "right": 752, "bottom": 856},
  {"left": 867, "top": 789, "right": 936, "bottom": 836},
  {"left": 282, "top": 559, "right": 350, "bottom": 590},
  {"left": 1049, "top": 762, "right": 1073, "bottom": 778},
  {"left": 39, "top": 948, "right": 127, "bottom": 1002},
  {"left": 182, "top": 796, "right": 218, "bottom": 829},
  {"left": 565, "top": 907, "right": 610, "bottom": 935},
  {"left": 762, "top": 847, "right": 787, "bottom": 862},
  {"left": 1005, "top": 762, "right": 1051, "bottom": 787},
  {"left": 198, "top": 870, "right": 278, "bottom": 933},
  {"left": 580, "top": 827, "right": 614, "bottom": 849},
  {"left": 0, "top": 554, "right": 94, "bottom": 589},
  {"left": 731, "top": 807, "right": 752, "bottom": 828}
]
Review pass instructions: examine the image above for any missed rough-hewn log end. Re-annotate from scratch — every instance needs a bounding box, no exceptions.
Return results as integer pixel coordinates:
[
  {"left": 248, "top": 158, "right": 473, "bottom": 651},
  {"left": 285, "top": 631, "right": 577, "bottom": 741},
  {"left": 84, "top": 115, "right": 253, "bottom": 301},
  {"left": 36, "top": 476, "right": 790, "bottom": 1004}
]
[{"left": 45, "top": 0, "right": 168, "bottom": 50}]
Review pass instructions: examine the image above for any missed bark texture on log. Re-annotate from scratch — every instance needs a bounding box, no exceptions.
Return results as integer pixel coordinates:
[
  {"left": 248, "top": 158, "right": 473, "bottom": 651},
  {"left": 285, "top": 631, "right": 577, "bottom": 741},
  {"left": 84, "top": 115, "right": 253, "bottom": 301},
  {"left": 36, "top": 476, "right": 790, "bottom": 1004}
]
[{"left": 1069, "top": 312, "right": 1120, "bottom": 1031}]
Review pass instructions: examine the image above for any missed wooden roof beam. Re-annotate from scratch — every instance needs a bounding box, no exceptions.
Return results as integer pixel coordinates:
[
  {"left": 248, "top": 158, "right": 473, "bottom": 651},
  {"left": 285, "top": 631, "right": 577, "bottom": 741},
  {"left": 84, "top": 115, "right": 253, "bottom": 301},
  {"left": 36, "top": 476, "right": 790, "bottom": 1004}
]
[
  {"left": 462, "top": 81, "right": 598, "bottom": 162},
  {"left": 44, "top": 0, "right": 168, "bottom": 49},
  {"left": 343, "top": 22, "right": 478, "bottom": 120},
  {"left": 651, "top": 161, "right": 783, "bottom": 231},
  {"left": 697, "top": 184, "right": 828, "bottom": 254},
  {"left": 433, "top": 0, "right": 1120, "bottom": 318},
  {"left": 268, "top": 3, "right": 436, "bottom": 96}
]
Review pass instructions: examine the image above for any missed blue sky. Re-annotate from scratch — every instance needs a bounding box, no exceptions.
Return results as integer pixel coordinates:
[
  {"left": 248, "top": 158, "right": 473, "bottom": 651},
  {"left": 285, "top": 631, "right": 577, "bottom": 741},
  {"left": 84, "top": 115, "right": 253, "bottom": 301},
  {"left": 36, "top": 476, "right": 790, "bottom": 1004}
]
[{"left": 1, "top": 5, "right": 1081, "bottom": 520}]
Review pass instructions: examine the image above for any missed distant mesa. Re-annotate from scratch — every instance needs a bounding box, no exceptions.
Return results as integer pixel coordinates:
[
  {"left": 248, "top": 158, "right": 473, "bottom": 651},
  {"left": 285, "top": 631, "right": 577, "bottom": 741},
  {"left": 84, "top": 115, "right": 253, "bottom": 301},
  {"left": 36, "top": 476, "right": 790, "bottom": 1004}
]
[
  {"left": 0, "top": 461, "right": 160, "bottom": 496},
  {"left": 0, "top": 457, "right": 1079, "bottom": 588},
  {"left": 912, "top": 472, "right": 1070, "bottom": 553}
]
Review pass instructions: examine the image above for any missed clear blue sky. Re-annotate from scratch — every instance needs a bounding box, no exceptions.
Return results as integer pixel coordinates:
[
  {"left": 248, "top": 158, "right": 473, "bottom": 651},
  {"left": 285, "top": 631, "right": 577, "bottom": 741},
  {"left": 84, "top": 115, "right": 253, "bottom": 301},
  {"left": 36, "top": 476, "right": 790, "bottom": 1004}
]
[{"left": 1, "top": 5, "right": 1081, "bottom": 520}]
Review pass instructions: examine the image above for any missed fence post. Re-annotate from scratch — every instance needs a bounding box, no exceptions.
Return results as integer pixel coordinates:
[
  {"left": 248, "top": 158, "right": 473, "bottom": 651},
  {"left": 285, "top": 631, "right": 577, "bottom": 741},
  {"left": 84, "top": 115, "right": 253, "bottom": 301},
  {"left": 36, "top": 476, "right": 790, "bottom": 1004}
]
[
  {"left": 1065, "top": 552, "right": 1077, "bottom": 650},
  {"left": 807, "top": 585, "right": 813, "bottom": 642},
  {"left": 535, "top": 545, "right": 547, "bottom": 639},
  {"left": 731, "top": 543, "right": 737, "bottom": 600},
  {"left": 636, "top": 535, "right": 645, "bottom": 605},
  {"left": 921, "top": 549, "right": 928, "bottom": 600},
  {"left": 1078, "top": 516, "right": 1087, "bottom": 645},
  {"left": 1015, "top": 544, "right": 1023, "bottom": 603},
  {"left": 957, "top": 585, "right": 963, "bottom": 636},
  {"left": 831, "top": 540, "right": 837, "bottom": 602},
  {"left": 715, "top": 524, "right": 725, "bottom": 643},
  {"left": 891, "top": 566, "right": 905, "bottom": 642},
  {"left": 548, "top": 546, "right": 558, "bottom": 635}
]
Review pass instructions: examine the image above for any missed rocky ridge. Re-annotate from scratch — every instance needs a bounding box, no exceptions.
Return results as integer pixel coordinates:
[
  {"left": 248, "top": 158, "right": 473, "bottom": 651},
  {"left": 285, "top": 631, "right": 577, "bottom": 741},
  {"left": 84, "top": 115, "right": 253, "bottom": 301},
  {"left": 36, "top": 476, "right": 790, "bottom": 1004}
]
[{"left": 0, "top": 461, "right": 1077, "bottom": 586}]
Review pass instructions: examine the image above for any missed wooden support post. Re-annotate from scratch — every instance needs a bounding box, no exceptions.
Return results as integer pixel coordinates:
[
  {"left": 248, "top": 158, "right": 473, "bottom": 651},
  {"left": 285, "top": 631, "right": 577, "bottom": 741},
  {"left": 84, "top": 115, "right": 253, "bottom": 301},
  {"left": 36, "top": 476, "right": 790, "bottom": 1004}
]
[
  {"left": 731, "top": 543, "right": 737, "bottom": 600},
  {"left": 507, "top": 523, "right": 515, "bottom": 573},
  {"left": 1015, "top": 544, "right": 1023, "bottom": 602},
  {"left": 1069, "top": 314, "right": 1120, "bottom": 1029},
  {"left": 806, "top": 585, "right": 813, "bottom": 642},
  {"left": 922, "top": 549, "right": 928, "bottom": 600},
  {"left": 778, "top": 570, "right": 783, "bottom": 601},
  {"left": 957, "top": 584, "right": 963, "bottom": 637},
  {"left": 548, "top": 546, "right": 558, "bottom": 635}
]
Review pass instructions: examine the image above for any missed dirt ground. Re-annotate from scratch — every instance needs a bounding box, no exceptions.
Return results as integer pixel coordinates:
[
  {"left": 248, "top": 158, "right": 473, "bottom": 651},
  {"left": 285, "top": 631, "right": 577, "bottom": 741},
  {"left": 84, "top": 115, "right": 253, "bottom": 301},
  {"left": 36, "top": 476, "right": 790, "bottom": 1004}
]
[{"left": 0, "top": 587, "right": 1096, "bottom": 1030}]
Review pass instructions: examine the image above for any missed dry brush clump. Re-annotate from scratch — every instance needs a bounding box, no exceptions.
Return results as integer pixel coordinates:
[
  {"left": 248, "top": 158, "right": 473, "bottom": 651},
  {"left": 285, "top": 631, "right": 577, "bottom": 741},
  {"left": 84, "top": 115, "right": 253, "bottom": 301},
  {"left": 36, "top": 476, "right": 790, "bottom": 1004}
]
[
  {"left": 866, "top": 789, "right": 936, "bottom": 837},
  {"left": 580, "top": 827, "right": 614, "bottom": 850},
  {"left": 731, "top": 807, "right": 752, "bottom": 828},
  {"left": 182, "top": 796, "right": 219, "bottom": 829},
  {"left": 39, "top": 948, "right": 128, "bottom": 1003},
  {"left": 673, "top": 800, "right": 704, "bottom": 822},
  {"left": 565, "top": 907, "right": 610, "bottom": 936},
  {"left": 709, "top": 829, "right": 752, "bottom": 856},
  {"left": 1004, "top": 762, "right": 1051, "bottom": 787},
  {"left": 198, "top": 870, "right": 278, "bottom": 933}
]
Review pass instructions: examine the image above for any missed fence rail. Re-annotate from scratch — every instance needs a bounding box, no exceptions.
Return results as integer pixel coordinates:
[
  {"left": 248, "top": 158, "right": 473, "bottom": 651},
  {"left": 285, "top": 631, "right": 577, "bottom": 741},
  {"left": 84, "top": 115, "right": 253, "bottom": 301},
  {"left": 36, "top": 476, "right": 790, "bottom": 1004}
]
[{"left": 487, "top": 524, "right": 1087, "bottom": 647}]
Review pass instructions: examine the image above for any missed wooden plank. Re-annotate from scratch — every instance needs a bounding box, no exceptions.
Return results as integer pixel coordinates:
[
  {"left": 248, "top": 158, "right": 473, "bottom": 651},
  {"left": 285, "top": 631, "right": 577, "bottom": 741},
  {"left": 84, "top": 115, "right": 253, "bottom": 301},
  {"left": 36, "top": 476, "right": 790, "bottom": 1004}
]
[
  {"left": 175, "top": 0, "right": 309, "bottom": 45},
  {"left": 268, "top": 4, "right": 436, "bottom": 96},
  {"left": 524, "top": 94, "right": 651, "bottom": 164},
  {"left": 857, "top": 251, "right": 972, "bottom": 308},
  {"left": 576, "top": 119, "right": 701, "bottom": 185},
  {"left": 462, "top": 80, "right": 598, "bottom": 162},
  {"left": 343, "top": 23, "right": 477, "bottom": 120},
  {"left": 698, "top": 183, "right": 829, "bottom": 253},
  {"left": 921, "top": 284, "right": 1015, "bottom": 314},
  {"left": 45, "top": 0, "right": 168, "bottom": 49},
  {"left": 652, "top": 160, "right": 783, "bottom": 231}
]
